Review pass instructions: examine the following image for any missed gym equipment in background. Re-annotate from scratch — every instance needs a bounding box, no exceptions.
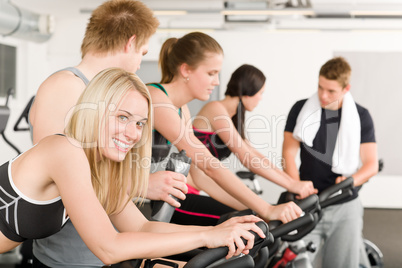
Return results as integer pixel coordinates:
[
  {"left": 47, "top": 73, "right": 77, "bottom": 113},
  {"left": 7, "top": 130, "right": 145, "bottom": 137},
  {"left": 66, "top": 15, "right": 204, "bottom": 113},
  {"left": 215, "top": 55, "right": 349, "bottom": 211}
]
[
  {"left": 0, "top": 88, "right": 21, "bottom": 155},
  {"left": 13, "top": 95, "right": 35, "bottom": 132}
]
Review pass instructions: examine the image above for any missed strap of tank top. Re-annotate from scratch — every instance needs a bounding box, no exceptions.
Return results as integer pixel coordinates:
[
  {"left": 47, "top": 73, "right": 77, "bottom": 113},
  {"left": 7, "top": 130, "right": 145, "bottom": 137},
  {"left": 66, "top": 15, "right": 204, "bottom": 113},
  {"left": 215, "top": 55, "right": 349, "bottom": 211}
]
[
  {"left": 59, "top": 67, "right": 89, "bottom": 85},
  {"left": 148, "top": 83, "right": 168, "bottom": 95},
  {"left": 148, "top": 83, "right": 182, "bottom": 116}
]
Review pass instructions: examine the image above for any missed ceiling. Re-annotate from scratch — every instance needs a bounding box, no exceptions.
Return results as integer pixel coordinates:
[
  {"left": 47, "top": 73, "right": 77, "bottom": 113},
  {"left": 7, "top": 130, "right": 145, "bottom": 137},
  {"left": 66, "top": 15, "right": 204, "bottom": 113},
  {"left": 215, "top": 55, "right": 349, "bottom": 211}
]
[{"left": 10, "top": 0, "right": 402, "bottom": 31}]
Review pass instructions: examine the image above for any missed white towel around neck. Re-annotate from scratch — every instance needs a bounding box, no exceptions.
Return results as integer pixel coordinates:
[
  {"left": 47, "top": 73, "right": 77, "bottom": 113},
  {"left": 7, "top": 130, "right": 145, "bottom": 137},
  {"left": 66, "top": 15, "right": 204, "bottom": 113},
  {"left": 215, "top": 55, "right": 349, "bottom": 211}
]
[{"left": 293, "top": 92, "right": 361, "bottom": 176}]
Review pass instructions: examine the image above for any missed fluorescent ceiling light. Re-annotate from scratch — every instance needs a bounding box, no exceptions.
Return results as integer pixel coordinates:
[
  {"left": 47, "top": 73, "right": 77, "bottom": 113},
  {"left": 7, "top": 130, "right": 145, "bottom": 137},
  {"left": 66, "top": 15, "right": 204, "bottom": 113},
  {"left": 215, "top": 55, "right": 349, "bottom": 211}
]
[
  {"left": 156, "top": 28, "right": 215, "bottom": 33},
  {"left": 221, "top": 10, "right": 315, "bottom": 16},
  {"left": 350, "top": 10, "right": 402, "bottom": 17},
  {"left": 153, "top": 10, "right": 188, "bottom": 16}
]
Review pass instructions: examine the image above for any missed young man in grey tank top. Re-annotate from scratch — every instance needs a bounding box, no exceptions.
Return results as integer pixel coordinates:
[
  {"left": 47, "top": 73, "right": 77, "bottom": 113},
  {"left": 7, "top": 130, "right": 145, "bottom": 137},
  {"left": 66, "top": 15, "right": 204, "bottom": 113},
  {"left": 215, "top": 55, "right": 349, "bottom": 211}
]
[{"left": 29, "top": 1, "right": 188, "bottom": 267}]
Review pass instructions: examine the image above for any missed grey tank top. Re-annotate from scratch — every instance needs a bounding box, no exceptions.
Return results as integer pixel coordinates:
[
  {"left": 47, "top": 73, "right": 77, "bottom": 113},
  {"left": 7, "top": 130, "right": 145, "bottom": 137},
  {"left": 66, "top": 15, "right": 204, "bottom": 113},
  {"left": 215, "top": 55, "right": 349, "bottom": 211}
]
[{"left": 32, "top": 68, "right": 104, "bottom": 267}]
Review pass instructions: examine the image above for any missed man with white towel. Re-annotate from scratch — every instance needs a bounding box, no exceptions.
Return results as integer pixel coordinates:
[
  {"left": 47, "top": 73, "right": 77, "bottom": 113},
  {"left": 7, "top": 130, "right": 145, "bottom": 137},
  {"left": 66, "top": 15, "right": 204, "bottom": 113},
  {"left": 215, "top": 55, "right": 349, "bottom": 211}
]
[{"left": 282, "top": 56, "right": 378, "bottom": 268}]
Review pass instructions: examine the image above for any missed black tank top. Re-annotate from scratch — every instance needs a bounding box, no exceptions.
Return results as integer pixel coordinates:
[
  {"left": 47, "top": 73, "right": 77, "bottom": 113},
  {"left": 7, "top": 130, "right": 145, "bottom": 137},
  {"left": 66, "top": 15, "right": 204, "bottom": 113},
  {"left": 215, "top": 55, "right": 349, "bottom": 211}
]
[
  {"left": 193, "top": 127, "right": 232, "bottom": 160},
  {"left": 0, "top": 137, "right": 68, "bottom": 242}
]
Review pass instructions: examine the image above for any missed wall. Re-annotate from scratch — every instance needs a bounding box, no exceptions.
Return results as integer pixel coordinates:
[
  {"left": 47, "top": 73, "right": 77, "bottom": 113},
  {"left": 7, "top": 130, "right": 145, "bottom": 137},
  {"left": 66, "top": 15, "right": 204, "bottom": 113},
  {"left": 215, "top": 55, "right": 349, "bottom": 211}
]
[
  {"left": 0, "top": 35, "right": 49, "bottom": 163},
  {"left": 0, "top": 16, "right": 85, "bottom": 163},
  {"left": 1, "top": 15, "right": 400, "bottom": 207}
]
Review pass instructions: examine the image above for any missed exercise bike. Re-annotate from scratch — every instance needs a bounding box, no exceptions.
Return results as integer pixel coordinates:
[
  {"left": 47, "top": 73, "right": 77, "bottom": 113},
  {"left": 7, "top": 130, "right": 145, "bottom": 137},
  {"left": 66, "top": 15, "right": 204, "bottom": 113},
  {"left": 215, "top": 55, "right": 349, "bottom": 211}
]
[
  {"left": 227, "top": 194, "right": 322, "bottom": 268},
  {"left": 236, "top": 171, "right": 384, "bottom": 268},
  {"left": 146, "top": 180, "right": 324, "bottom": 268},
  {"left": 120, "top": 219, "right": 272, "bottom": 268},
  {"left": 141, "top": 145, "right": 333, "bottom": 268},
  {"left": 266, "top": 177, "right": 354, "bottom": 268}
]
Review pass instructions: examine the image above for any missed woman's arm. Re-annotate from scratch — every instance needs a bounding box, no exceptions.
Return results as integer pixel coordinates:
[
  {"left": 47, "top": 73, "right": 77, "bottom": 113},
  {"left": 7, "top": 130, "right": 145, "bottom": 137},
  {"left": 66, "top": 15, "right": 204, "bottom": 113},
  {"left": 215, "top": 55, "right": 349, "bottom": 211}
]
[
  {"left": 111, "top": 201, "right": 265, "bottom": 259},
  {"left": 150, "top": 87, "right": 301, "bottom": 223},
  {"left": 49, "top": 138, "right": 264, "bottom": 264},
  {"left": 244, "top": 140, "right": 316, "bottom": 198},
  {"left": 201, "top": 102, "right": 315, "bottom": 198},
  {"left": 189, "top": 164, "right": 247, "bottom": 211}
]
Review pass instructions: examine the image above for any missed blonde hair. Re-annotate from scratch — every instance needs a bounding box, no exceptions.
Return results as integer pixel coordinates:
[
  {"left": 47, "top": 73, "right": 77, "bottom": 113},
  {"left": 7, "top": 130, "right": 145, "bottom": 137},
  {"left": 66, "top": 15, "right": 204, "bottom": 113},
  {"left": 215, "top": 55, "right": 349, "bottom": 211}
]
[
  {"left": 81, "top": 0, "right": 159, "bottom": 58},
  {"left": 65, "top": 68, "right": 152, "bottom": 215},
  {"left": 159, "top": 32, "right": 223, "bottom": 83}
]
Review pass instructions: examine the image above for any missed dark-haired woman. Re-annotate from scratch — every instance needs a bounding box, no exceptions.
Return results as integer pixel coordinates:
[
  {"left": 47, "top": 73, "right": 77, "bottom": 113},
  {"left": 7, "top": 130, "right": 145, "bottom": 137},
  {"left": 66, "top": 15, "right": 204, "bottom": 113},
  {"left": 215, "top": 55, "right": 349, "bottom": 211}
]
[{"left": 192, "top": 64, "right": 317, "bottom": 205}]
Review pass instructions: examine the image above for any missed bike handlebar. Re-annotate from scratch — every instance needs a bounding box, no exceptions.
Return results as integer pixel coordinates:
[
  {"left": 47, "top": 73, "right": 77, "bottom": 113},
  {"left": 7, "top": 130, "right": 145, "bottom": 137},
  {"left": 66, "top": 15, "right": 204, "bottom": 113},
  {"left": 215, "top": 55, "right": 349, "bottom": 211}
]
[
  {"left": 268, "top": 194, "right": 320, "bottom": 243},
  {"left": 183, "top": 221, "right": 269, "bottom": 268},
  {"left": 318, "top": 177, "right": 354, "bottom": 208}
]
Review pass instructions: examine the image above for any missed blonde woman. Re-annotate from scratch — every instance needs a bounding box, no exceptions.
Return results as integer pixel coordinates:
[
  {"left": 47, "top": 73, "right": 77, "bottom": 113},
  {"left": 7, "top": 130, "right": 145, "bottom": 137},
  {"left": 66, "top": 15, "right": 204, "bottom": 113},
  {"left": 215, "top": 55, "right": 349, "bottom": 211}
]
[{"left": 0, "top": 68, "right": 264, "bottom": 266}]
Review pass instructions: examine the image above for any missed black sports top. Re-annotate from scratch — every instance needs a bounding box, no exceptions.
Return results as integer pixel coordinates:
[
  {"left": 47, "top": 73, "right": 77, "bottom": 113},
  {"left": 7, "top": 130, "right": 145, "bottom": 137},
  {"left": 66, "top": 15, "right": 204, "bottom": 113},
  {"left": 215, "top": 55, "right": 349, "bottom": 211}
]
[
  {"left": 0, "top": 144, "right": 68, "bottom": 242},
  {"left": 193, "top": 127, "right": 232, "bottom": 160},
  {"left": 285, "top": 99, "right": 376, "bottom": 203},
  {"left": 148, "top": 83, "right": 182, "bottom": 163}
]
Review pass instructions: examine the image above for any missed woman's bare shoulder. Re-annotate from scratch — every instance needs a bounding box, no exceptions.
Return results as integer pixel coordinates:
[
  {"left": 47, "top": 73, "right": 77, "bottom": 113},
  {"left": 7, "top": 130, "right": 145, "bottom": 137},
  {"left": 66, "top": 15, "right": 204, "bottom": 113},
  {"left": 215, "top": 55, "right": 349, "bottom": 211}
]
[
  {"left": 198, "top": 101, "right": 227, "bottom": 116},
  {"left": 38, "top": 135, "right": 87, "bottom": 163},
  {"left": 147, "top": 84, "right": 170, "bottom": 102}
]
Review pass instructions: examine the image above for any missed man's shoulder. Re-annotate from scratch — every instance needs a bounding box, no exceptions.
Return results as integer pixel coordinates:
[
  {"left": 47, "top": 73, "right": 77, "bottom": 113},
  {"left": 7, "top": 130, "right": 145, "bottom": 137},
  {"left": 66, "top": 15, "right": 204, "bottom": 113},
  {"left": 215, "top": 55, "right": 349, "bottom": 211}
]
[
  {"left": 284, "top": 99, "right": 308, "bottom": 132},
  {"left": 354, "top": 102, "right": 372, "bottom": 118},
  {"left": 289, "top": 99, "right": 308, "bottom": 115},
  {"left": 355, "top": 102, "right": 369, "bottom": 113},
  {"left": 295, "top": 98, "right": 308, "bottom": 106},
  {"left": 48, "top": 69, "right": 85, "bottom": 85},
  {"left": 37, "top": 70, "right": 86, "bottom": 100}
]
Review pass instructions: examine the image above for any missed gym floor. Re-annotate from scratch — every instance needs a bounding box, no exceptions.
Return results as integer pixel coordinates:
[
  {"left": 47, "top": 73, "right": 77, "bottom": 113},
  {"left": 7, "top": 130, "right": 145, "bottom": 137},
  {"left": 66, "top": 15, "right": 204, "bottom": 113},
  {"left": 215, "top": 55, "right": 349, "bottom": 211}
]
[
  {"left": 0, "top": 206, "right": 399, "bottom": 268},
  {"left": 363, "top": 208, "right": 402, "bottom": 268}
]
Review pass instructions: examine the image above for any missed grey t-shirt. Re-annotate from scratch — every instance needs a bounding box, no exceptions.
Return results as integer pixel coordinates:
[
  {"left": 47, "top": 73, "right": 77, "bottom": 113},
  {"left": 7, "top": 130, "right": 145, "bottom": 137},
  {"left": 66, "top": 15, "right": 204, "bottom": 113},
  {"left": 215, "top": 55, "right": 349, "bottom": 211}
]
[{"left": 33, "top": 221, "right": 104, "bottom": 267}]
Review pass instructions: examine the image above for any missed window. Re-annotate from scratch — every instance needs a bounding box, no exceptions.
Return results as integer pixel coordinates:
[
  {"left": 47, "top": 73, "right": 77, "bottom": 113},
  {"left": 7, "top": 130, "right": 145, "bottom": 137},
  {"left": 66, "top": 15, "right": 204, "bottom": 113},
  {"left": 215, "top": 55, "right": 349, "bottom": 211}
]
[{"left": 0, "top": 43, "right": 17, "bottom": 98}]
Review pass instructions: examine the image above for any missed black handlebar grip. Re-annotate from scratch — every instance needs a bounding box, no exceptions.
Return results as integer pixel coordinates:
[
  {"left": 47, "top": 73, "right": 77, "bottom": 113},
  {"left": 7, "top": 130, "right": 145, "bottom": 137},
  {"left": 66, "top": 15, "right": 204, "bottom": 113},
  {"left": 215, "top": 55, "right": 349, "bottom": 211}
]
[
  {"left": 296, "top": 194, "right": 320, "bottom": 212},
  {"left": 269, "top": 213, "right": 315, "bottom": 242},
  {"left": 184, "top": 221, "right": 268, "bottom": 268},
  {"left": 280, "top": 213, "right": 319, "bottom": 242},
  {"left": 319, "top": 177, "right": 354, "bottom": 208}
]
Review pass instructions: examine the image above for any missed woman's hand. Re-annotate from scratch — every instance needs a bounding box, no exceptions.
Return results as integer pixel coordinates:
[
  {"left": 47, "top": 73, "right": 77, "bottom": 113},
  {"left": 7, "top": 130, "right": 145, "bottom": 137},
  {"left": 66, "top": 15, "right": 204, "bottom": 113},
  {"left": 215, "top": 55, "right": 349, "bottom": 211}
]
[
  {"left": 202, "top": 215, "right": 265, "bottom": 259},
  {"left": 146, "top": 171, "right": 188, "bottom": 207},
  {"left": 263, "top": 202, "right": 302, "bottom": 223}
]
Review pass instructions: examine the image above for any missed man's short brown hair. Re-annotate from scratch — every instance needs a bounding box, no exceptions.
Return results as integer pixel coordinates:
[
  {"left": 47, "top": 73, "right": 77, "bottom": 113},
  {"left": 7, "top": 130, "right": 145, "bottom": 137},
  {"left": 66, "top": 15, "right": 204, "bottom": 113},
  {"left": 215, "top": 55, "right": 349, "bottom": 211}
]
[
  {"left": 81, "top": 0, "right": 159, "bottom": 57},
  {"left": 319, "top": 57, "right": 351, "bottom": 88}
]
